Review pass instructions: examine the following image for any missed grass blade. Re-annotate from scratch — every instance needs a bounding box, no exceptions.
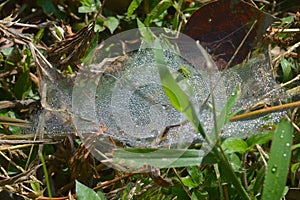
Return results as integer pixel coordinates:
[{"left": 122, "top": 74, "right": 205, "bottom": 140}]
[
  {"left": 262, "top": 119, "right": 293, "bottom": 200},
  {"left": 153, "top": 39, "right": 206, "bottom": 138}
]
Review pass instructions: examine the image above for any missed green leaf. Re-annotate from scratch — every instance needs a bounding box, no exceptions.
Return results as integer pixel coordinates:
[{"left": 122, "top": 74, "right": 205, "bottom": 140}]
[
  {"left": 137, "top": 18, "right": 155, "bottom": 46},
  {"left": 280, "top": 58, "right": 292, "bottom": 82},
  {"left": 84, "top": 32, "right": 99, "bottom": 65},
  {"left": 187, "top": 166, "right": 203, "bottom": 186},
  {"left": 192, "top": 190, "right": 209, "bottom": 200},
  {"left": 225, "top": 84, "right": 241, "bottom": 122},
  {"left": 76, "top": 180, "right": 106, "bottom": 200},
  {"left": 228, "top": 153, "right": 242, "bottom": 172},
  {"left": 30, "top": 181, "right": 41, "bottom": 193},
  {"left": 262, "top": 120, "right": 293, "bottom": 200},
  {"left": 78, "top": 5, "right": 96, "bottom": 13},
  {"left": 222, "top": 137, "right": 248, "bottom": 154},
  {"left": 153, "top": 39, "right": 205, "bottom": 137},
  {"left": 37, "top": 0, "right": 64, "bottom": 19},
  {"left": 144, "top": 0, "right": 173, "bottom": 26},
  {"left": 78, "top": 0, "right": 101, "bottom": 13},
  {"left": 181, "top": 176, "right": 199, "bottom": 188},
  {"left": 14, "top": 71, "right": 32, "bottom": 99},
  {"left": 246, "top": 132, "right": 273, "bottom": 149},
  {"left": 112, "top": 148, "right": 205, "bottom": 169},
  {"left": 103, "top": 17, "right": 119, "bottom": 34},
  {"left": 127, "top": 0, "right": 143, "bottom": 17},
  {"left": 281, "top": 16, "right": 294, "bottom": 23},
  {"left": 211, "top": 84, "right": 241, "bottom": 142}
]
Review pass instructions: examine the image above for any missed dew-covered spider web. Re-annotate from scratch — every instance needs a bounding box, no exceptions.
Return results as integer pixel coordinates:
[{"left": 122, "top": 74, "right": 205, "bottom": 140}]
[{"left": 26, "top": 28, "right": 287, "bottom": 163}]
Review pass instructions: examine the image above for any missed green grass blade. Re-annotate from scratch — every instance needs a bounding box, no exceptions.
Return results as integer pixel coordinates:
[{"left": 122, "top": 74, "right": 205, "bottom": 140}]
[
  {"left": 153, "top": 39, "right": 206, "bottom": 137},
  {"left": 262, "top": 119, "right": 293, "bottom": 200}
]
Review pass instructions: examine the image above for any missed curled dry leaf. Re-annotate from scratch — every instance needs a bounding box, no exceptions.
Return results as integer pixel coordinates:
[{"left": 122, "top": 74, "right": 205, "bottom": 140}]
[{"left": 183, "top": 0, "right": 275, "bottom": 70}]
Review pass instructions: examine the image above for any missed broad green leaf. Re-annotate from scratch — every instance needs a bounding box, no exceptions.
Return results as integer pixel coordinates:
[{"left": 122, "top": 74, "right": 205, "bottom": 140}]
[
  {"left": 14, "top": 71, "right": 32, "bottom": 99},
  {"left": 127, "top": 0, "right": 143, "bottom": 17},
  {"left": 103, "top": 17, "right": 119, "bottom": 34},
  {"left": 76, "top": 180, "right": 106, "bottom": 200},
  {"left": 262, "top": 120, "right": 293, "bottom": 200},
  {"left": 222, "top": 138, "right": 248, "bottom": 154},
  {"left": 112, "top": 148, "right": 205, "bottom": 169}
]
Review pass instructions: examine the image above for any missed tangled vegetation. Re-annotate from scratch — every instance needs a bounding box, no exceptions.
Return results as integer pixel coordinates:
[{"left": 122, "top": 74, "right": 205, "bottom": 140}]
[{"left": 0, "top": 0, "right": 300, "bottom": 199}]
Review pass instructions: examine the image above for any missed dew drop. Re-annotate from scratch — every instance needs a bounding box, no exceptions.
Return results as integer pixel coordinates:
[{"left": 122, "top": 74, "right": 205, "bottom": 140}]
[
  {"left": 271, "top": 165, "right": 277, "bottom": 173},
  {"left": 283, "top": 153, "right": 287, "bottom": 157},
  {"left": 281, "top": 129, "right": 285, "bottom": 134},
  {"left": 286, "top": 143, "right": 290, "bottom": 147},
  {"left": 280, "top": 134, "right": 284, "bottom": 139}
]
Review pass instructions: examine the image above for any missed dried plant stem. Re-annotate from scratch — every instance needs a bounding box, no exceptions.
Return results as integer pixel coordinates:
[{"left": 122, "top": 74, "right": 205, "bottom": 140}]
[
  {"left": 230, "top": 101, "right": 300, "bottom": 121},
  {"left": 273, "top": 41, "right": 300, "bottom": 63}
]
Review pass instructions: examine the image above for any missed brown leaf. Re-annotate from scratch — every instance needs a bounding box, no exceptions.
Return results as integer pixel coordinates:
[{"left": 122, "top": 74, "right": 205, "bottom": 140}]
[{"left": 183, "top": 0, "right": 275, "bottom": 70}]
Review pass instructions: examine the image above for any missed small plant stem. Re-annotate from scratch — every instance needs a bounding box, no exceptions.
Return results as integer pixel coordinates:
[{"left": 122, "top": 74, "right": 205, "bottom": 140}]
[
  {"left": 39, "top": 153, "right": 52, "bottom": 199},
  {"left": 230, "top": 100, "right": 300, "bottom": 121},
  {"left": 213, "top": 164, "right": 225, "bottom": 200},
  {"left": 241, "top": 153, "right": 249, "bottom": 189}
]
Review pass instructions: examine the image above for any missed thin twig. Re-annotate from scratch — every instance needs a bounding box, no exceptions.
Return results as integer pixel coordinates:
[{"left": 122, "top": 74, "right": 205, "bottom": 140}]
[
  {"left": 273, "top": 41, "right": 300, "bottom": 63},
  {"left": 281, "top": 74, "right": 300, "bottom": 87}
]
